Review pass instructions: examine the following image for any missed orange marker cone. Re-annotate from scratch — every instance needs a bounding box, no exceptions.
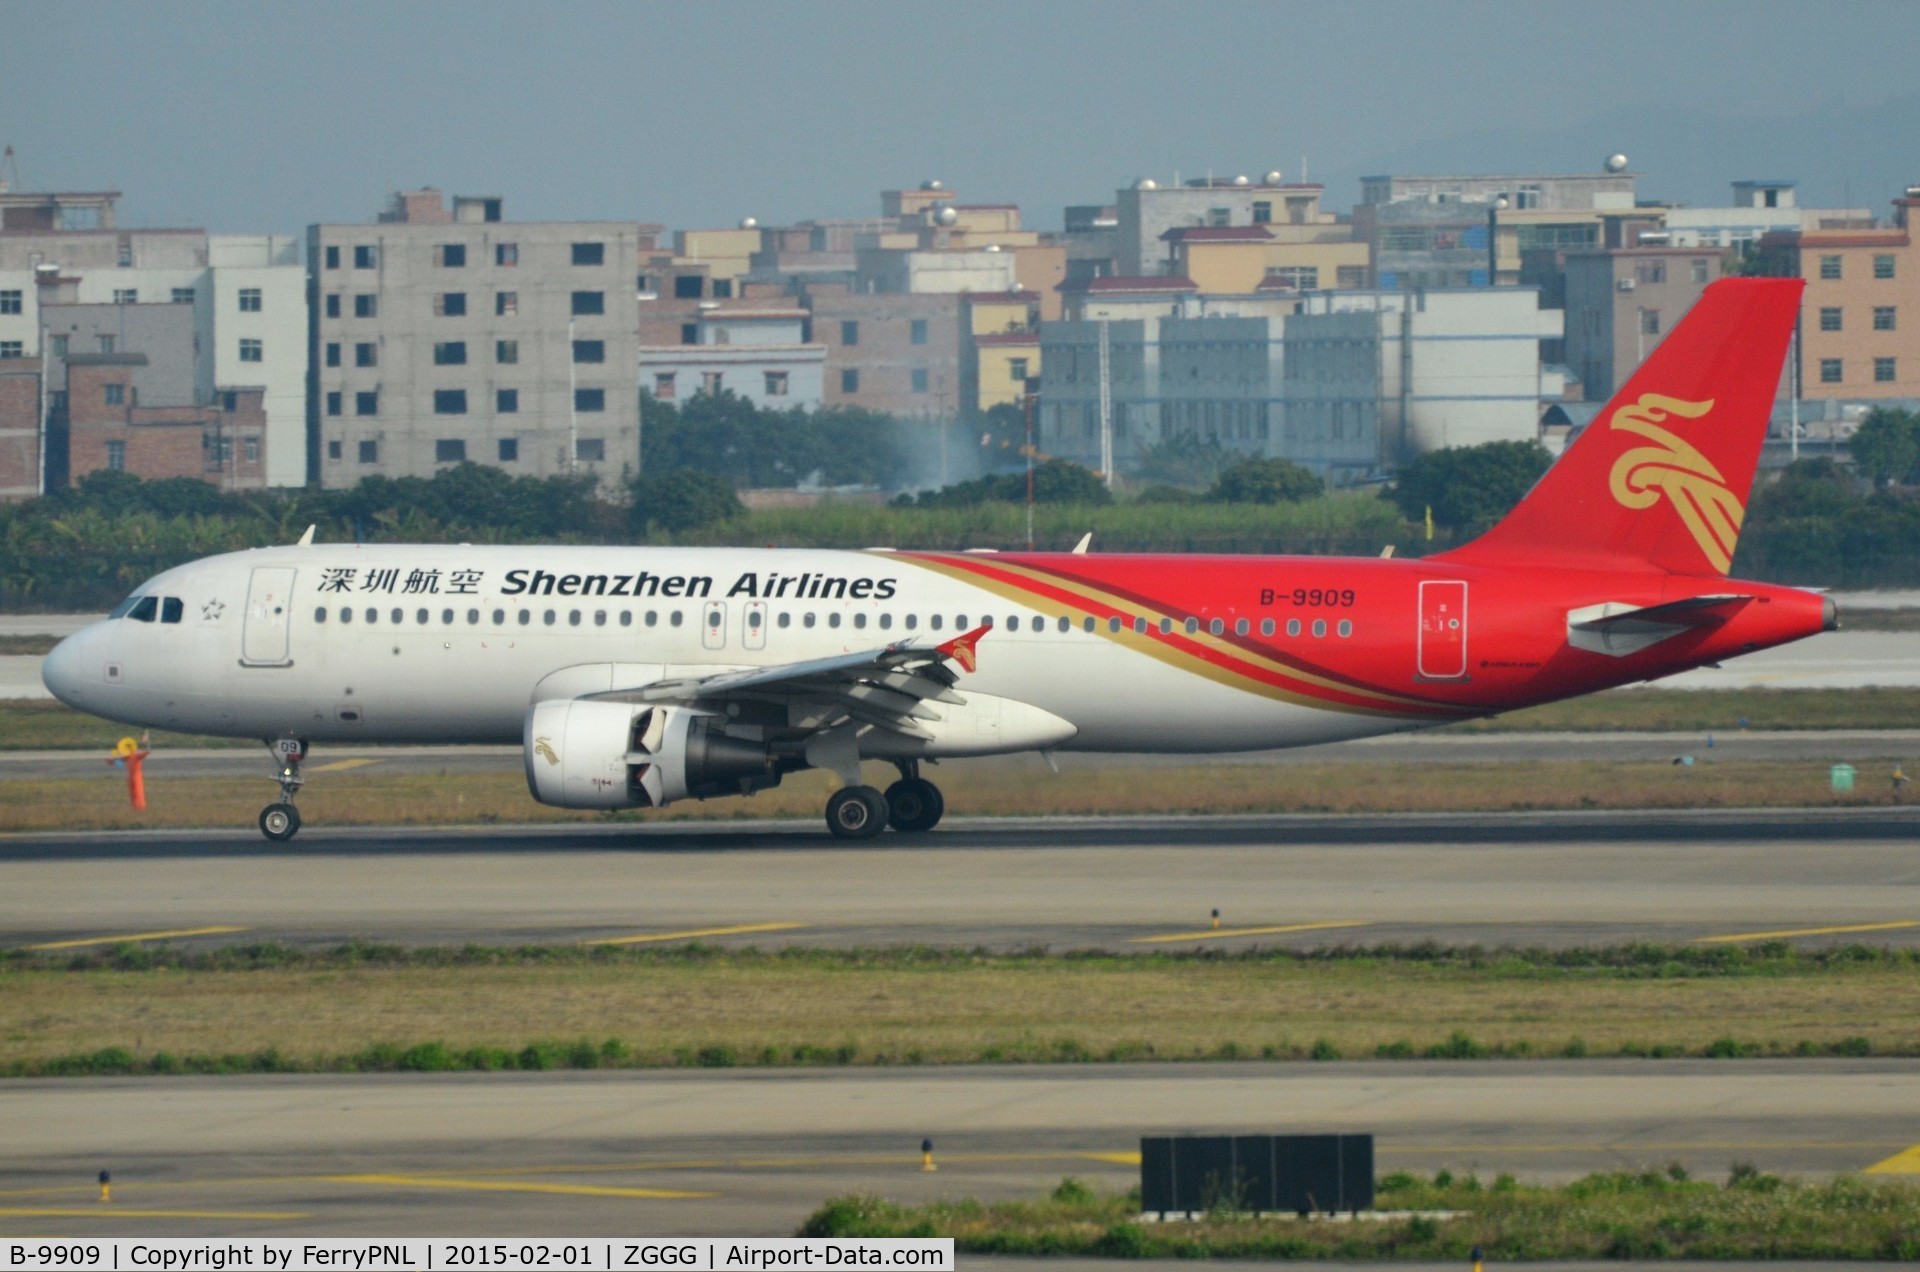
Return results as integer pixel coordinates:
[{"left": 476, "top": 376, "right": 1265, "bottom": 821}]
[{"left": 110, "top": 737, "right": 151, "bottom": 811}]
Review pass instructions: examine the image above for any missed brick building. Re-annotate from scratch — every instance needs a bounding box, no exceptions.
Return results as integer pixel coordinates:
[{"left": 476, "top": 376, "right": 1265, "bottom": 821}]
[{"left": 63, "top": 354, "right": 266, "bottom": 487}]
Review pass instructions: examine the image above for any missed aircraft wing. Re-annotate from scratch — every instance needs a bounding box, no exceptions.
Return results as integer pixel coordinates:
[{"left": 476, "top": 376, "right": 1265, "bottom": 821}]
[
  {"left": 1567, "top": 594, "right": 1755, "bottom": 657},
  {"left": 589, "top": 625, "right": 990, "bottom": 741}
]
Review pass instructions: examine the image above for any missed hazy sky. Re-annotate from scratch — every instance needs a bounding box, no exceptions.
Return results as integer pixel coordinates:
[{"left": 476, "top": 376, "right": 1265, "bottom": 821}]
[{"left": 7, "top": 0, "right": 1918, "bottom": 237}]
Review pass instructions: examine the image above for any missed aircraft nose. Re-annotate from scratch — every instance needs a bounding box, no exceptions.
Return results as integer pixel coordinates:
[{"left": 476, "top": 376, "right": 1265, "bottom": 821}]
[{"left": 41, "top": 631, "right": 90, "bottom": 708}]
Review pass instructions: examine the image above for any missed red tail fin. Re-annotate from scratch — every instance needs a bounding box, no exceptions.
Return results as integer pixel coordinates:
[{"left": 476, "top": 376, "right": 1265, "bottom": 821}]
[{"left": 1441, "top": 277, "right": 1803, "bottom": 576}]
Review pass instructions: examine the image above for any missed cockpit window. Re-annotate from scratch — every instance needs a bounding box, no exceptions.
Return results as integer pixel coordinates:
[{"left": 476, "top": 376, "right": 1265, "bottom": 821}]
[
  {"left": 110, "top": 594, "right": 145, "bottom": 619},
  {"left": 161, "top": 597, "right": 184, "bottom": 624},
  {"left": 126, "top": 596, "right": 159, "bottom": 623}
]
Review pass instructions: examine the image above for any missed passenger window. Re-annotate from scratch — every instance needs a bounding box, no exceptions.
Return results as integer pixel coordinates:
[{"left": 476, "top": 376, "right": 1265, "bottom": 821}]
[
  {"left": 670, "top": 611, "right": 683, "bottom": 627},
  {"left": 314, "top": 607, "right": 327, "bottom": 623},
  {"left": 904, "top": 614, "right": 917, "bottom": 630},
  {"left": 1058, "top": 616, "right": 1071, "bottom": 633},
  {"left": 804, "top": 613, "right": 816, "bottom": 628},
  {"left": 390, "top": 608, "right": 402, "bottom": 624},
  {"left": 1006, "top": 616, "right": 1020, "bottom": 632},
  {"left": 128, "top": 596, "right": 158, "bottom": 623},
  {"left": 646, "top": 611, "right": 658, "bottom": 627},
  {"left": 929, "top": 614, "right": 943, "bottom": 631},
  {"left": 1312, "top": 620, "right": 1326, "bottom": 638},
  {"left": 443, "top": 609, "right": 455, "bottom": 624},
  {"left": 543, "top": 610, "right": 556, "bottom": 625},
  {"left": 488, "top": 609, "right": 500, "bottom": 624},
  {"left": 854, "top": 614, "right": 867, "bottom": 629},
  {"left": 956, "top": 615, "right": 968, "bottom": 629},
  {"left": 161, "top": 597, "right": 184, "bottom": 623},
  {"left": 340, "top": 608, "right": 352, "bottom": 624},
  {"left": 1261, "top": 619, "right": 1275, "bottom": 636},
  {"left": 594, "top": 610, "right": 606, "bottom": 626},
  {"left": 620, "top": 611, "right": 632, "bottom": 627},
  {"left": 1337, "top": 620, "right": 1353, "bottom": 638},
  {"left": 569, "top": 610, "right": 581, "bottom": 626},
  {"left": 366, "top": 608, "right": 378, "bottom": 624},
  {"left": 1159, "top": 618, "right": 1173, "bottom": 634},
  {"left": 1235, "top": 619, "right": 1249, "bottom": 636},
  {"left": 777, "top": 612, "right": 791, "bottom": 628},
  {"left": 469, "top": 609, "right": 481, "bottom": 625},
  {"left": 1083, "top": 617, "right": 1095, "bottom": 632},
  {"left": 416, "top": 609, "right": 429, "bottom": 624},
  {"left": 1109, "top": 617, "right": 1122, "bottom": 633},
  {"left": 1184, "top": 617, "right": 1198, "bottom": 634},
  {"left": 878, "top": 613, "right": 890, "bottom": 630},
  {"left": 829, "top": 613, "right": 842, "bottom": 628},
  {"left": 1210, "top": 619, "right": 1224, "bottom": 636},
  {"left": 1287, "top": 619, "right": 1301, "bottom": 637},
  {"left": 518, "top": 610, "right": 531, "bottom": 625},
  {"left": 707, "top": 610, "right": 721, "bottom": 629},
  {"left": 1133, "top": 617, "right": 1146, "bottom": 634}
]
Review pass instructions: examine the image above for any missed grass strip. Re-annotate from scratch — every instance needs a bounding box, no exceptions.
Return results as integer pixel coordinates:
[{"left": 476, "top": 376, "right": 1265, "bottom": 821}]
[
  {"left": 4, "top": 942, "right": 1916, "bottom": 1076},
  {"left": 4, "top": 755, "right": 1918, "bottom": 833},
  {"left": 800, "top": 1170, "right": 1920, "bottom": 1259}
]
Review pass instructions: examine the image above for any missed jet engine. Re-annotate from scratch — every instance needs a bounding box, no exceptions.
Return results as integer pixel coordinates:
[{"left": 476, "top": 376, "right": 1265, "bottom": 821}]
[{"left": 524, "top": 699, "right": 778, "bottom": 809}]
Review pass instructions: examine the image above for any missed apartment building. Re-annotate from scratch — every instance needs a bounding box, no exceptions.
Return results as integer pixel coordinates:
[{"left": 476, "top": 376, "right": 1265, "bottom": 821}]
[
  {"left": 63, "top": 354, "right": 267, "bottom": 488},
  {"left": 1114, "top": 174, "right": 1335, "bottom": 275},
  {"left": 1563, "top": 246, "right": 1731, "bottom": 400},
  {"left": 310, "top": 189, "right": 648, "bottom": 487},
  {"left": 639, "top": 307, "right": 826, "bottom": 412}
]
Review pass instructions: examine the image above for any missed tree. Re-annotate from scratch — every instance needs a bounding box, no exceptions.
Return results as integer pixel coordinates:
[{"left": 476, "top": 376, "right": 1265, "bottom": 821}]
[
  {"left": 1136, "top": 435, "right": 1231, "bottom": 488},
  {"left": 1848, "top": 408, "right": 1920, "bottom": 486},
  {"left": 1211, "top": 457, "right": 1325, "bottom": 504},
  {"left": 630, "top": 469, "right": 744, "bottom": 534},
  {"left": 900, "top": 458, "right": 1112, "bottom": 509},
  {"left": 1387, "top": 440, "right": 1552, "bottom": 531}
]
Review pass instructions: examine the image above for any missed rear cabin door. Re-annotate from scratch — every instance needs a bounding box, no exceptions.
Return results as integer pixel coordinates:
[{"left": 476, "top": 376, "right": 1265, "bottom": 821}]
[
  {"left": 241, "top": 567, "right": 297, "bottom": 666},
  {"left": 1417, "top": 580, "right": 1468, "bottom": 680},
  {"left": 701, "top": 600, "right": 727, "bottom": 651}
]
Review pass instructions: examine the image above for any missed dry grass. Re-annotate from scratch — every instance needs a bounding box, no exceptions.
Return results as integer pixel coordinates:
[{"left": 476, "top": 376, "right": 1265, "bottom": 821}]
[
  {"left": 4, "top": 957, "right": 1917, "bottom": 1069},
  {"left": 0, "top": 757, "right": 1908, "bottom": 834}
]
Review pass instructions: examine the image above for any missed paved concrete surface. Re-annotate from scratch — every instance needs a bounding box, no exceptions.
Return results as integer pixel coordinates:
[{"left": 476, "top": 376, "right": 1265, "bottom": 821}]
[
  {"left": 5, "top": 808, "right": 1920, "bottom": 952},
  {"left": 2, "top": 1062, "right": 1916, "bottom": 1235}
]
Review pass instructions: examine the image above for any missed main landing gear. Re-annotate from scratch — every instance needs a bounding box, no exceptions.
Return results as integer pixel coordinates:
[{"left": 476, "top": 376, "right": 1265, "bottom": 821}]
[
  {"left": 823, "top": 761, "right": 946, "bottom": 840},
  {"left": 259, "top": 737, "right": 307, "bottom": 842}
]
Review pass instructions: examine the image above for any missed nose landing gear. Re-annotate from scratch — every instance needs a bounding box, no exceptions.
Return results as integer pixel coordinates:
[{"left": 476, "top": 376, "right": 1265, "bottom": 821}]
[{"left": 259, "top": 737, "right": 307, "bottom": 842}]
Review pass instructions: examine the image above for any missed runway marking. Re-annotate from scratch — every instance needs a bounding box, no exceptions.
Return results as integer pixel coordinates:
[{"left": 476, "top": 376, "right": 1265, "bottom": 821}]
[
  {"left": 24, "top": 925, "right": 250, "bottom": 950},
  {"left": 1865, "top": 1143, "right": 1920, "bottom": 1174},
  {"left": 583, "top": 922, "right": 806, "bottom": 946},
  {"left": 1132, "top": 920, "right": 1368, "bottom": 944},
  {"left": 323, "top": 1151, "right": 1145, "bottom": 1181},
  {"left": 0, "top": 1207, "right": 307, "bottom": 1220},
  {"left": 1694, "top": 920, "right": 1920, "bottom": 944},
  {"left": 308, "top": 757, "right": 381, "bottom": 774},
  {"left": 324, "top": 1174, "right": 713, "bottom": 1199}
]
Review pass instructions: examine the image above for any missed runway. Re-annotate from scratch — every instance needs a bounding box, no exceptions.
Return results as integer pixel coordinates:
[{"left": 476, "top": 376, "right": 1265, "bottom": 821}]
[
  {"left": 6, "top": 808, "right": 1920, "bottom": 952},
  {"left": 3, "top": 1061, "right": 1918, "bottom": 1235}
]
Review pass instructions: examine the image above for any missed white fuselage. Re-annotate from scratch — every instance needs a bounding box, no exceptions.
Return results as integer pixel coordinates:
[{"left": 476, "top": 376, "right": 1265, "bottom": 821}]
[{"left": 42, "top": 544, "right": 1419, "bottom": 758}]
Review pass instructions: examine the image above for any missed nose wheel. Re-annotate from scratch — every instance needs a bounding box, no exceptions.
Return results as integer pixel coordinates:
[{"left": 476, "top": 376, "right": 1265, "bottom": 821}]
[{"left": 260, "top": 737, "right": 308, "bottom": 841}]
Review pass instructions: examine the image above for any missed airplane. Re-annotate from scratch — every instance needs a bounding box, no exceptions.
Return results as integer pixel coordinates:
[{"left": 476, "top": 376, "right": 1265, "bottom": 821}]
[{"left": 41, "top": 277, "right": 1832, "bottom": 842}]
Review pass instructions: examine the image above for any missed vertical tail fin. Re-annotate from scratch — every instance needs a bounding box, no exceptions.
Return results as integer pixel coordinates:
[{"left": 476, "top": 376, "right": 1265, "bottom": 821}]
[{"left": 1441, "top": 277, "right": 1803, "bottom": 576}]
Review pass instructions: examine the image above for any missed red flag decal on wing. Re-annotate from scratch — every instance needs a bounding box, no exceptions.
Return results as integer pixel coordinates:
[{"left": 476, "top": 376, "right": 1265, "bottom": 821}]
[{"left": 937, "top": 624, "right": 990, "bottom": 673}]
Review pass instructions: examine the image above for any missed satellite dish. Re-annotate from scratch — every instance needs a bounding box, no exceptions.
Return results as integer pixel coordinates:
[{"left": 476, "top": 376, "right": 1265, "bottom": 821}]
[
  {"left": 739, "top": 216, "right": 759, "bottom": 229},
  {"left": 1135, "top": 177, "right": 1158, "bottom": 190},
  {"left": 1231, "top": 174, "right": 1251, "bottom": 186},
  {"left": 1263, "top": 170, "right": 1283, "bottom": 185},
  {"left": 1605, "top": 153, "right": 1629, "bottom": 173},
  {"left": 922, "top": 178, "right": 945, "bottom": 191},
  {"left": 935, "top": 206, "right": 959, "bottom": 226}
]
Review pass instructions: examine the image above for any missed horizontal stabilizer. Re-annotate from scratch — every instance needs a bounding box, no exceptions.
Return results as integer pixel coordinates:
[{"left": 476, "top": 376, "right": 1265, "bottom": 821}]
[{"left": 1567, "top": 594, "right": 1754, "bottom": 657}]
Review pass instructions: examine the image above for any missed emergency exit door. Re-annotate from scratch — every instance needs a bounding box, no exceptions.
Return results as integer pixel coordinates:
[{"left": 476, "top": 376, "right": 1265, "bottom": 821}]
[
  {"left": 1417, "top": 580, "right": 1468, "bottom": 679},
  {"left": 701, "top": 600, "right": 727, "bottom": 651}
]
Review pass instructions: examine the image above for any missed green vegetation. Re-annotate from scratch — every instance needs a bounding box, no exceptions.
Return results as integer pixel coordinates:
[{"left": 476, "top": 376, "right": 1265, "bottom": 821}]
[
  {"left": 1735, "top": 455, "right": 1920, "bottom": 586},
  {"left": 4, "top": 942, "right": 1919, "bottom": 1078},
  {"left": 1386, "top": 440, "right": 1552, "bottom": 531},
  {"left": 802, "top": 1171, "right": 1920, "bottom": 1259}
]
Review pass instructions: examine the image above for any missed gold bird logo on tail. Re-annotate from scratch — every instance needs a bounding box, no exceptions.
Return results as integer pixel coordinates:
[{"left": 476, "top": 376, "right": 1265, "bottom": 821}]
[
  {"left": 1607, "top": 394, "right": 1744, "bottom": 573},
  {"left": 533, "top": 736, "right": 559, "bottom": 766}
]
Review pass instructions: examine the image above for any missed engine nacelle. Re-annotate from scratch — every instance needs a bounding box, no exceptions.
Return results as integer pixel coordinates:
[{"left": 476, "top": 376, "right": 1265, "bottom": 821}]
[{"left": 524, "top": 699, "right": 778, "bottom": 809}]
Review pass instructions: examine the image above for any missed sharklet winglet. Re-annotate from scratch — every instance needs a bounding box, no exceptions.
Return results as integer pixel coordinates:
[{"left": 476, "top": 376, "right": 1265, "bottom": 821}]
[{"left": 936, "top": 624, "right": 991, "bottom": 674}]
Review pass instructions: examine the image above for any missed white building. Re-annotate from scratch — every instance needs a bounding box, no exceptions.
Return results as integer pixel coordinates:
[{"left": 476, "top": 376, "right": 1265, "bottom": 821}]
[
  {"left": 1662, "top": 181, "right": 1873, "bottom": 253},
  {"left": 639, "top": 307, "right": 826, "bottom": 412}
]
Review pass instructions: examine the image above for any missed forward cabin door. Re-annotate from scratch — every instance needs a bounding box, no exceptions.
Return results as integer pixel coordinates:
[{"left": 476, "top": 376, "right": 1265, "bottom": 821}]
[
  {"left": 241, "top": 567, "right": 297, "bottom": 667},
  {"left": 1417, "top": 580, "right": 1468, "bottom": 680}
]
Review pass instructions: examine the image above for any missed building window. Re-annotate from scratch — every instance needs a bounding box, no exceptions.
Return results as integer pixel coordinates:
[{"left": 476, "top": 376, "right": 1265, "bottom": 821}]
[
  {"left": 1691, "top": 258, "right": 1710, "bottom": 284},
  {"left": 325, "top": 342, "right": 341, "bottom": 367},
  {"left": 355, "top": 342, "right": 377, "bottom": 367},
  {"left": 327, "top": 439, "right": 342, "bottom": 459},
  {"left": 325, "top": 245, "right": 340, "bottom": 270},
  {"left": 572, "top": 339, "right": 605, "bottom": 363},
  {"left": 1640, "top": 309, "right": 1661, "bottom": 335},
  {"left": 576, "top": 438, "right": 605, "bottom": 462},
  {"left": 354, "top": 294, "right": 377, "bottom": 318},
  {"left": 498, "top": 438, "right": 518, "bottom": 461},
  {"left": 575, "top": 387, "right": 605, "bottom": 412},
  {"left": 435, "top": 439, "right": 467, "bottom": 463},
  {"left": 1251, "top": 201, "right": 1272, "bottom": 224},
  {"left": 325, "top": 294, "right": 340, "bottom": 318},
  {"left": 571, "top": 291, "right": 605, "bottom": 316},
  {"left": 98, "top": 335, "right": 116, "bottom": 353},
  {"left": 1008, "top": 358, "right": 1029, "bottom": 381},
  {"left": 841, "top": 320, "right": 859, "bottom": 346},
  {"left": 433, "top": 341, "right": 467, "bottom": 365},
  {"left": 222, "top": 390, "right": 238, "bottom": 411},
  {"left": 912, "top": 368, "right": 929, "bottom": 393},
  {"left": 106, "top": 441, "right": 126, "bottom": 471},
  {"left": 238, "top": 287, "right": 263, "bottom": 312},
  {"left": 701, "top": 371, "right": 724, "bottom": 394},
  {"left": 1269, "top": 266, "right": 1319, "bottom": 290},
  {"left": 712, "top": 278, "right": 733, "bottom": 298},
  {"left": 680, "top": 323, "right": 698, "bottom": 345},
  {"left": 243, "top": 437, "right": 260, "bottom": 465},
  {"left": 354, "top": 244, "right": 378, "bottom": 269},
  {"left": 50, "top": 336, "right": 66, "bottom": 357},
  {"left": 437, "top": 244, "right": 466, "bottom": 268},
  {"left": 326, "top": 391, "right": 342, "bottom": 417},
  {"left": 1870, "top": 305, "right": 1896, "bottom": 331},
  {"left": 496, "top": 340, "right": 518, "bottom": 364},
  {"left": 1207, "top": 207, "right": 1230, "bottom": 227},
  {"left": 496, "top": 291, "right": 517, "bottom": 315},
  {"left": 654, "top": 372, "right": 676, "bottom": 400},
  {"left": 436, "top": 292, "right": 467, "bottom": 316},
  {"left": 673, "top": 276, "right": 703, "bottom": 299},
  {"left": 172, "top": 287, "right": 196, "bottom": 304},
  {"left": 497, "top": 388, "right": 519, "bottom": 413},
  {"left": 637, "top": 274, "right": 652, "bottom": 293},
  {"left": 104, "top": 383, "right": 126, "bottom": 406},
  {"left": 910, "top": 318, "right": 928, "bottom": 345},
  {"left": 1876, "top": 357, "right": 1897, "bottom": 383},
  {"left": 1635, "top": 261, "right": 1666, "bottom": 285},
  {"left": 1820, "top": 255, "right": 1842, "bottom": 280},
  {"left": 0, "top": 341, "right": 18, "bottom": 358},
  {"left": 1875, "top": 254, "right": 1896, "bottom": 280},
  {"left": 1820, "top": 358, "right": 1843, "bottom": 384},
  {"left": 239, "top": 338, "right": 263, "bottom": 362},
  {"left": 764, "top": 370, "right": 789, "bottom": 397},
  {"left": 358, "top": 439, "right": 378, "bottom": 462},
  {"left": 1820, "top": 307, "right": 1843, "bottom": 332},
  {"left": 841, "top": 368, "right": 859, "bottom": 393},
  {"left": 1335, "top": 265, "right": 1367, "bottom": 289},
  {"left": 496, "top": 243, "right": 518, "bottom": 266},
  {"left": 433, "top": 389, "right": 468, "bottom": 414},
  {"left": 0, "top": 290, "right": 18, "bottom": 315},
  {"left": 572, "top": 242, "right": 605, "bottom": 266},
  {"left": 355, "top": 391, "right": 379, "bottom": 416},
  {"left": 113, "top": 288, "right": 138, "bottom": 304}
]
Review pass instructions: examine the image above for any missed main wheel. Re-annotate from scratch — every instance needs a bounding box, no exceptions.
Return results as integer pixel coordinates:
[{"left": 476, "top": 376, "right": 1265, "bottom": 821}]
[
  {"left": 885, "top": 778, "right": 945, "bottom": 833},
  {"left": 825, "top": 785, "right": 889, "bottom": 840},
  {"left": 259, "top": 802, "right": 301, "bottom": 842}
]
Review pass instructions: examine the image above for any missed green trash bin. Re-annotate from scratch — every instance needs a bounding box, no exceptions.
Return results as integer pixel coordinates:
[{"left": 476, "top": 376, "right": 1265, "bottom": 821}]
[{"left": 1830, "top": 763, "right": 1857, "bottom": 793}]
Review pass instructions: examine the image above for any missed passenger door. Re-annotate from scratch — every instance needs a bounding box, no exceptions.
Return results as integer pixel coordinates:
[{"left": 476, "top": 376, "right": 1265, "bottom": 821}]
[
  {"left": 1417, "top": 580, "right": 1468, "bottom": 680},
  {"left": 241, "top": 567, "right": 297, "bottom": 667}
]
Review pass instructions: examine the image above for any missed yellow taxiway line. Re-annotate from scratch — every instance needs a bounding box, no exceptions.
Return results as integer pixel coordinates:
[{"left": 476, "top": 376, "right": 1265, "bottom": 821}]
[
  {"left": 1695, "top": 921, "right": 1920, "bottom": 944},
  {"left": 1132, "top": 920, "right": 1368, "bottom": 944},
  {"left": 583, "top": 922, "right": 805, "bottom": 946},
  {"left": 307, "top": 757, "right": 382, "bottom": 774},
  {"left": 1866, "top": 1144, "right": 1920, "bottom": 1174},
  {"left": 0, "top": 1207, "right": 307, "bottom": 1220},
  {"left": 325, "top": 1174, "right": 712, "bottom": 1199},
  {"left": 26, "top": 925, "right": 250, "bottom": 951}
]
